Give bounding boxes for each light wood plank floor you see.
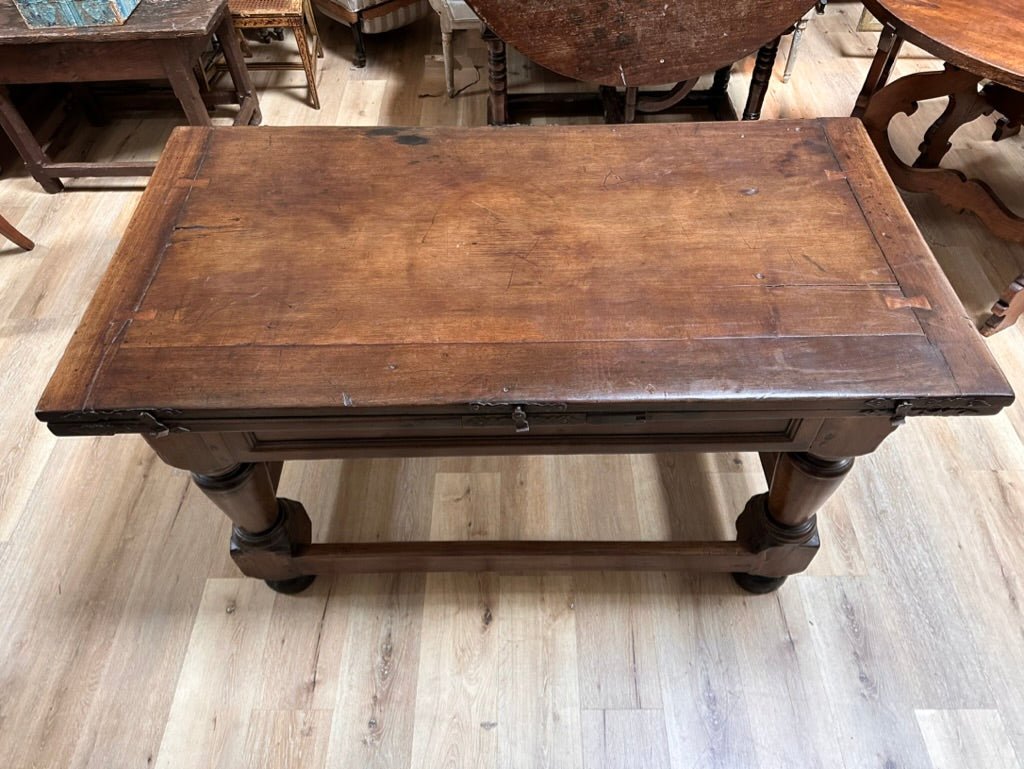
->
[2,5,1023,768]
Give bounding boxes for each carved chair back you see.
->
[464,0,817,87]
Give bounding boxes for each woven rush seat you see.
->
[229,0,304,18]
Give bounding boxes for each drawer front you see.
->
[225,411,822,459]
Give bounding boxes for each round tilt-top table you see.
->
[852,0,1024,334]
[851,0,1024,333]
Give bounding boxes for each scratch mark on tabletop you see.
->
[472,201,502,220]
[421,210,440,243]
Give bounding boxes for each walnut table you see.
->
[37,121,1012,594]
[852,0,1024,333]
[0,0,260,193]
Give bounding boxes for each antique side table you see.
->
[37,121,1012,594]
[852,0,1024,333]
[0,0,260,193]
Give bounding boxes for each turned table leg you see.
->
[484,26,508,125]
[742,36,781,121]
[733,452,854,593]
[143,433,314,593]
[192,463,316,593]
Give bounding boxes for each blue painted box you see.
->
[14,0,142,27]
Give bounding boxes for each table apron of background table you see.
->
[0,12,259,193]
[47,406,919,591]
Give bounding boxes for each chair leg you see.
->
[303,0,323,57]
[783,15,809,83]
[351,17,367,67]
[292,23,320,108]
[0,213,34,251]
[743,36,781,120]
[442,30,455,97]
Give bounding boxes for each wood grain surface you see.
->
[464,0,817,87]
[863,0,1024,91]
[37,119,1009,428]
[4,7,1024,768]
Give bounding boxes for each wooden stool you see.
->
[228,0,322,109]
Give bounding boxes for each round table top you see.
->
[864,0,1024,91]
[465,0,816,87]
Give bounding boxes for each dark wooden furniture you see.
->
[0,0,260,193]
[465,0,818,124]
[226,0,322,109]
[852,0,1024,334]
[37,121,1012,595]
[0,211,32,249]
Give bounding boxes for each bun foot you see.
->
[265,574,317,594]
[732,572,787,594]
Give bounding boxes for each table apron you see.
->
[0,38,208,83]
[218,416,820,460]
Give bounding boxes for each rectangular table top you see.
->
[0,0,224,43]
[38,120,1012,433]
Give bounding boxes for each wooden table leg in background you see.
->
[0,85,63,193]
[215,12,263,125]
[0,212,34,250]
[852,23,903,118]
[742,36,782,120]
[859,63,1024,333]
[484,26,507,125]
[159,41,215,126]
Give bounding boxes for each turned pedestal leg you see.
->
[742,36,781,121]
[484,26,507,125]
[733,452,854,593]
[191,462,316,593]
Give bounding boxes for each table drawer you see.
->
[228,413,821,459]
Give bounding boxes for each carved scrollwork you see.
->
[859,398,994,417]
[860,63,1024,245]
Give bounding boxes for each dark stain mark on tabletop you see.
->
[396,134,429,146]
[366,127,401,136]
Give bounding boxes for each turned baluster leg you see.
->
[742,36,781,121]
[191,462,316,593]
[852,23,903,118]
[484,26,507,125]
[783,14,809,83]
[733,452,854,593]
[144,434,314,593]
[351,17,367,68]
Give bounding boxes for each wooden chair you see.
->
[465,0,819,124]
[782,1,828,83]
[0,213,33,251]
[427,0,479,97]
[227,0,323,109]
